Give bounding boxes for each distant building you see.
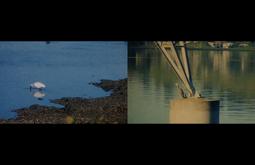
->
[239,43,249,47]
[208,41,233,48]
[208,42,215,48]
[223,42,233,48]
[208,41,222,48]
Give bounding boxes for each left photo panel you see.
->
[0,41,127,124]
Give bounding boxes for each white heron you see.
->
[30,81,46,91]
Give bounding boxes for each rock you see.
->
[92,79,119,91]
[65,116,75,124]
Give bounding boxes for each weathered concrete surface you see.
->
[169,98,220,124]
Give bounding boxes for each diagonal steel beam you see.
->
[155,41,195,96]
[179,41,191,81]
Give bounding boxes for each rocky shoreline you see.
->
[0,79,127,124]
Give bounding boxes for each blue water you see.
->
[0,41,127,118]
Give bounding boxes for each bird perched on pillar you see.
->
[176,83,187,98]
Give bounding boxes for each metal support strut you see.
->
[154,41,201,98]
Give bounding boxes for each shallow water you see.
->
[0,41,127,118]
[128,45,255,123]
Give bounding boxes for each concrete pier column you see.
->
[169,98,220,124]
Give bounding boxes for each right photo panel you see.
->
[128,41,255,124]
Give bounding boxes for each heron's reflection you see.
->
[32,91,46,100]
